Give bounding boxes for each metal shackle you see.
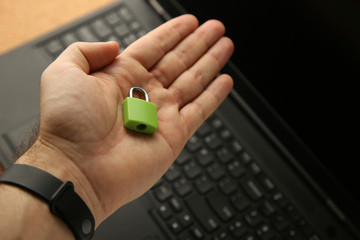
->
[129,87,149,102]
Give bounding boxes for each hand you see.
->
[19,15,234,225]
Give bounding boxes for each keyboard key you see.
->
[157,204,172,220]
[219,128,232,140]
[178,212,193,228]
[197,122,212,136]
[105,12,121,25]
[187,135,203,152]
[204,133,222,149]
[244,208,263,227]
[241,177,264,201]
[239,152,252,165]
[118,7,133,22]
[195,176,214,194]
[210,118,223,130]
[272,192,289,208]
[62,32,78,46]
[227,160,246,178]
[185,193,219,232]
[207,163,226,180]
[92,19,112,38]
[228,220,248,238]
[196,148,215,166]
[184,161,202,180]
[260,200,278,217]
[255,223,276,240]
[168,218,183,234]
[249,162,262,176]
[258,174,275,192]
[114,24,130,37]
[46,39,64,56]
[154,184,173,202]
[218,178,237,195]
[242,234,258,240]
[164,165,181,182]
[229,140,243,154]
[216,146,234,164]
[207,191,235,222]
[176,150,192,165]
[169,197,183,212]
[189,226,205,239]
[174,178,193,197]
[282,228,307,240]
[77,26,99,42]
[129,21,141,32]
[213,231,232,240]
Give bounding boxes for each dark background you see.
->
[178,0,360,205]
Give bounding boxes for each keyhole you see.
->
[136,124,147,130]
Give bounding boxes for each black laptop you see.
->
[0,0,359,239]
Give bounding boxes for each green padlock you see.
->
[122,87,158,134]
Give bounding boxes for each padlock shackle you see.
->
[129,87,149,102]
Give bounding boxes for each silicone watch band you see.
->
[0,164,95,240]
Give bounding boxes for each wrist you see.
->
[0,183,74,239]
[15,138,102,226]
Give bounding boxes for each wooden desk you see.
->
[0,0,116,55]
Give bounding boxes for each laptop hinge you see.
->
[326,199,346,221]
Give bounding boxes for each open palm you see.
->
[37,15,234,224]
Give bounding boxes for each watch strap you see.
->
[0,164,95,240]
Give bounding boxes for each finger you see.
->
[150,20,225,87]
[55,41,120,74]
[122,14,198,70]
[169,37,234,108]
[180,74,233,137]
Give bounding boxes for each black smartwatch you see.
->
[0,164,95,240]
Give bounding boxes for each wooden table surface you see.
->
[0,0,117,55]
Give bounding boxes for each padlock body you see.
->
[122,97,158,134]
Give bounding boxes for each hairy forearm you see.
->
[0,124,70,239]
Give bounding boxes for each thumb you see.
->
[55,41,120,74]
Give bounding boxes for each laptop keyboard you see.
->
[41,4,147,60]
[149,114,321,240]
[34,2,320,240]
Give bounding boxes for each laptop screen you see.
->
[178,0,360,225]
